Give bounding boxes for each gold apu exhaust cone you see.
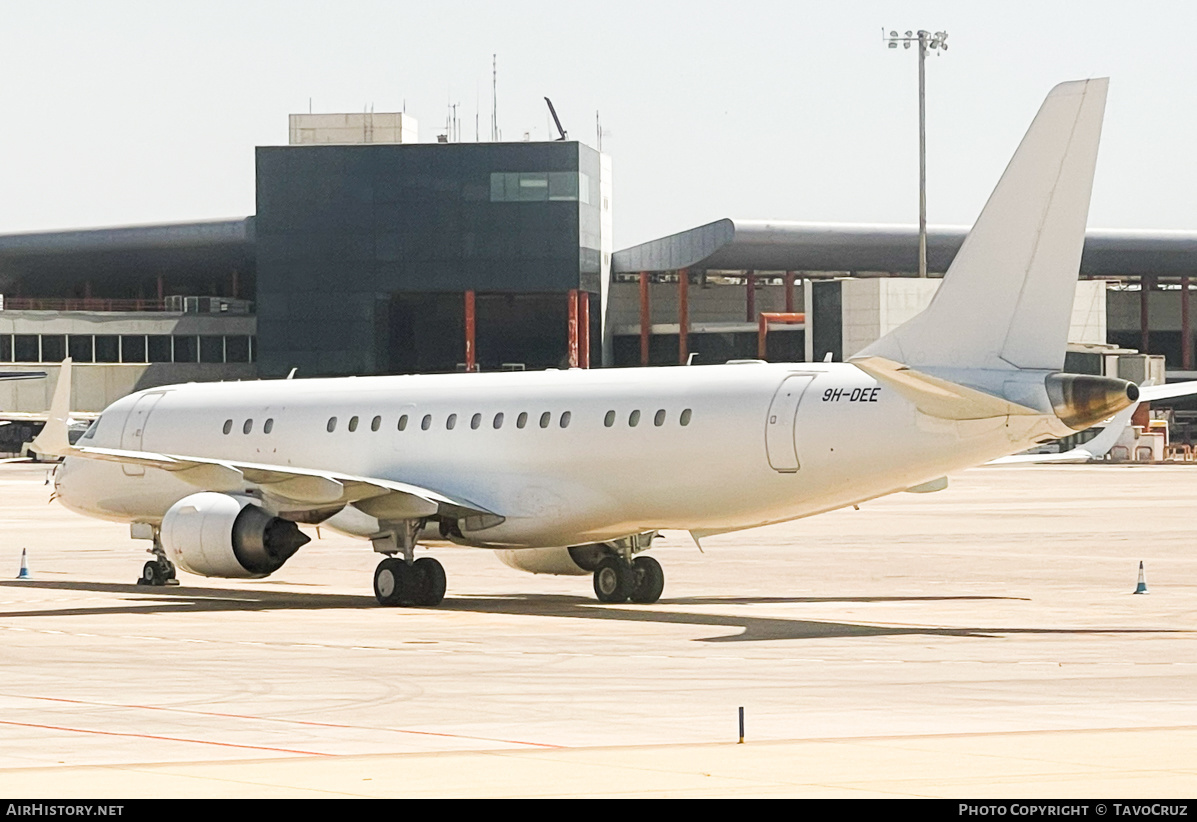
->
[1045,373,1139,430]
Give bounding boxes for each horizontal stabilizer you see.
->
[852,356,1039,420]
[1138,380,1197,403]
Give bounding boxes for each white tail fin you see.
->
[30,358,73,458]
[856,78,1108,372]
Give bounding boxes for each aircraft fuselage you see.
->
[56,361,1061,549]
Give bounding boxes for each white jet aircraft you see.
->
[35,78,1136,607]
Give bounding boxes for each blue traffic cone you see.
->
[16,548,30,580]
[1133,561,1148,595]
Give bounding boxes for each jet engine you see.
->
[496,544,611,576]
[1046,373,1139,430]
[161,492,310,578]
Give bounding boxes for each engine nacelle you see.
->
[161,492,310,579]
[496,544,611,576]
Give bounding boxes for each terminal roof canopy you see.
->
[0,218,255,287]
[611,219,1197,278]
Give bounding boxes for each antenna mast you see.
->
[544,97,567,141]
[491,54,499,141]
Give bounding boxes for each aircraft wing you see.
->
[69,444,494,516]
[0,367,95,426]
[0,411,99,423]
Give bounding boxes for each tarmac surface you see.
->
[0,461,1195,797]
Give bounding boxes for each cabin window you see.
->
[539,411,551,429]
[446,413,457,430]
[421,414,432,431]
[517,412,528,429]
[654,409,666,427]
[326,417,337,433]
[371,415,381,432]
[680,409,692,426]
[264,418,274,434]
[348,416,359,432]
[471,413,482,430]
[243,419,253,435]
[560,411,571,428]
[604,410,615,427]
[398,415,408,431]
[223,419,233,435]
[629,410,641,427]
[493,412,504,429]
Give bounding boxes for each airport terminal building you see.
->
[1,110,1195,447]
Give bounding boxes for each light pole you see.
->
[884,29,948,278]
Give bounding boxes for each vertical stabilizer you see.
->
[856,78,1108,372]
[29,358,73,458]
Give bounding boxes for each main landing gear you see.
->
[593,555,664,604]
[373,556,446,607]
[137,529,178,587]
[371,520,446,607]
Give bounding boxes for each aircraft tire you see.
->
[413,557,446,606]
[139,560,165,587]
[628,556,664,604]
[593,557,632,603]
[374,558,410,606]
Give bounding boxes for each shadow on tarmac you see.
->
[1,579,1185,643]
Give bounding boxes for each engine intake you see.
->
[161,492,310,578]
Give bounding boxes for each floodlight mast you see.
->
[883,28,949,278]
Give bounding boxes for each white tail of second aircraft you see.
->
[856,78,1109,373]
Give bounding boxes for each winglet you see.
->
[29,359,73,458]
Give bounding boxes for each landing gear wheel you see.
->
[412,557,447,606]
[629,556,665,604]
[593,556,633,603]
[139,561,164,586]
[374,557,411,606]
[138,558,176,587]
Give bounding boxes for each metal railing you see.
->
[1,296,254,314]
[1,297,170,312]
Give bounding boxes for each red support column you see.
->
[639,272,650,367]
[678,268,689,365]
[157,274,165,302]
[1183,276,1191,370]
[231,269,240,299]
[1141,275,1153,354]
[464,290,476,372]
[784,272,795,314]
[579,290,590,368]
[567,288,580,368]
[745,271,756,322]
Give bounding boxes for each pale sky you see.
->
[1,1,1194,247]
